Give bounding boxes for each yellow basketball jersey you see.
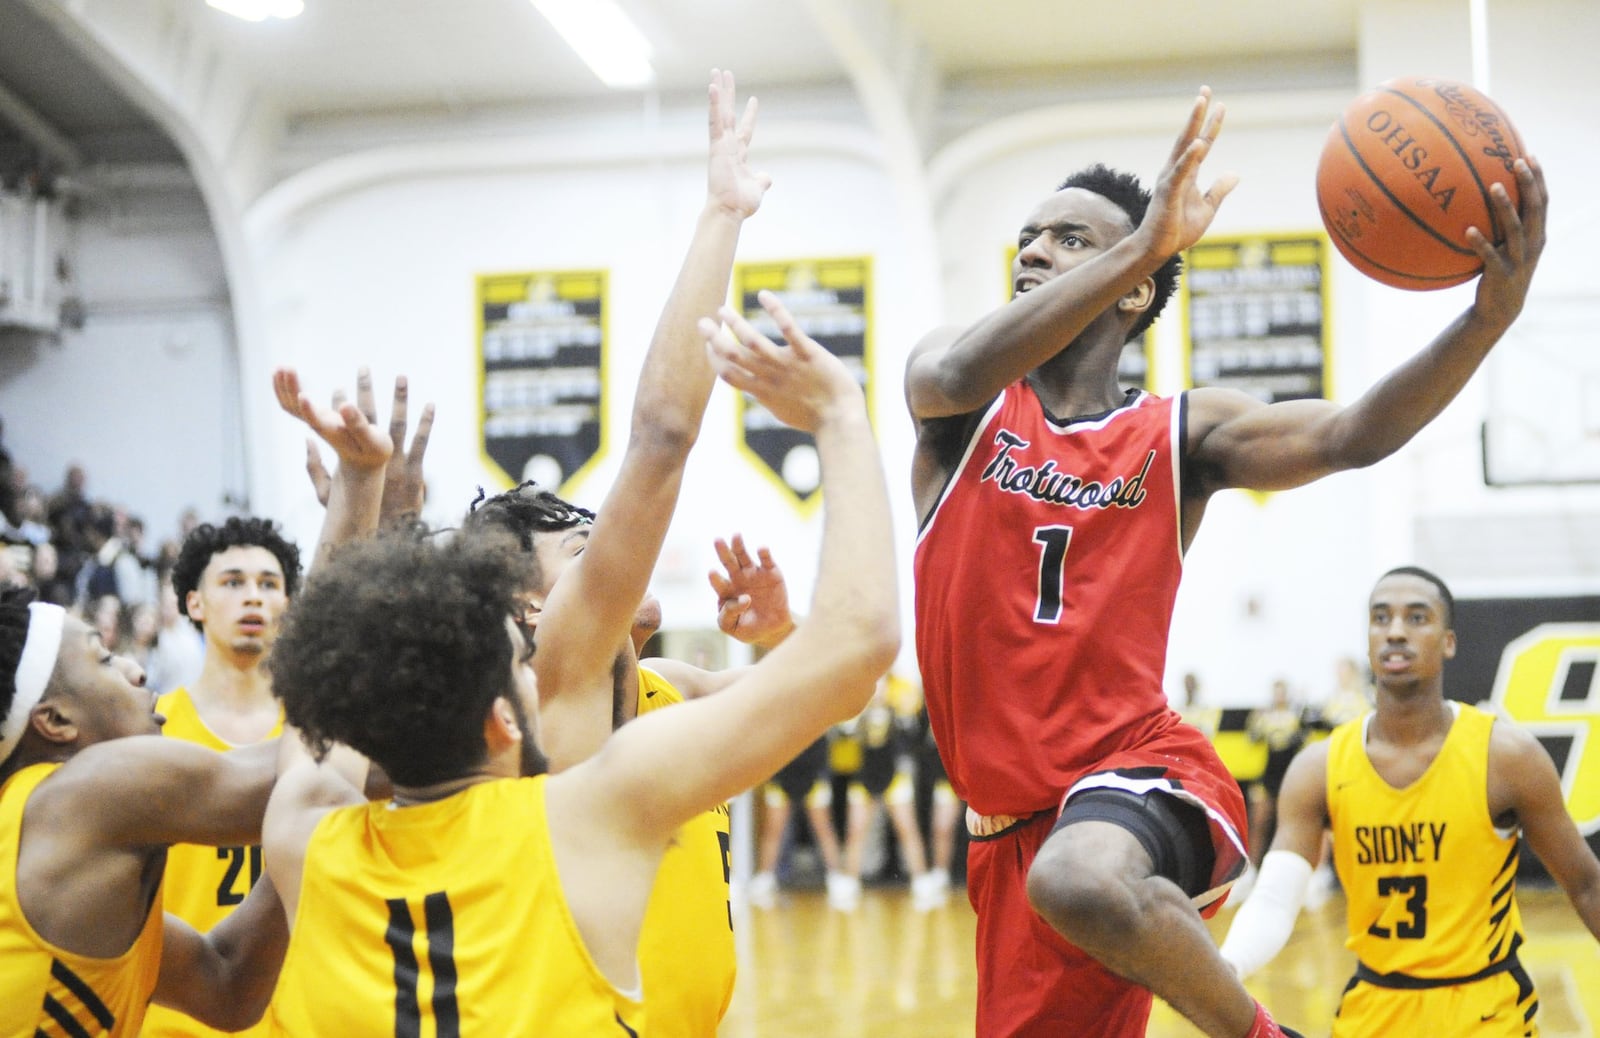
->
[1,763,165,1038]
[142,687,283,1038]
[1328,703,1527,979]
[635,666,736,1037]
[268,776,644,1037]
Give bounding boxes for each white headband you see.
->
[0,602,66,763]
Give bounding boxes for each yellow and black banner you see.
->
[732,257,872,513]
[1004,243,1152,391]
[476,269,609,495]
[1180,233,1330,401]
[1457,595,1600,866]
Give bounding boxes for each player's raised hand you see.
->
[273,367,392,478]
[1470,156,1547,329]
[699,289,860,434]
[1139,87,1239,258]
[709,533,794,647]
[707,68,771,220]
[377,374,435,527]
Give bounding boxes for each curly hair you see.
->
[461,482,592,590]
[267,529,537,788]
[1057,163,1183,342]
[171,516,303,630]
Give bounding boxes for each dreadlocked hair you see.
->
[461,483,593,593]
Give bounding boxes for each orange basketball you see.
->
[1316,76,1525,290]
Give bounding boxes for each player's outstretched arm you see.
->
[572,291,897,831]
[1493,722,1600,941]
[1185,157,1547,496]
[534,70,771,766]
[547,291,897,981]
[41,737,278,850]
[151,873,288,1030]
[906,87,1237,420]
[1219,741,1329,979]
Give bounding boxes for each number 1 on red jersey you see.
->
[1032,525,1074,623]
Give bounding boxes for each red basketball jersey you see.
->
[914,383,1186,816]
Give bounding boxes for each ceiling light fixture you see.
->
[205,0,304,22]
[529,0,656,90]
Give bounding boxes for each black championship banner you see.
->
[1005,243,1151,391]
[477,270,608,495]
[733,258,871,512]
[1454,596,1600,871]
[1182,234,1328,402]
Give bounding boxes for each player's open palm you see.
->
[1142,87,1239,257]
[273,367,393,478]
[709,533,792,646]
[1471,156,1547,327]
[707,68,771,220]
[700,290,860,434]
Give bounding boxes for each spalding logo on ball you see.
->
[1316,75,1525,290]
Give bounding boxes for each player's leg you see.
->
[829,784,871,909]
[968,814,1157,1037]
[749,785,791,908]
[1025,789,1296,1038]
[885,775,929,877]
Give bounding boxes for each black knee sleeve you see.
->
[1051,787,1215,898]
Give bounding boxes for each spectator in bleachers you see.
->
[128,599,160,671]
[6,485,53,545]
[26,541,73,608]
[0,416,17,526]
[46,462,92,560]
[1178,670,1221,740]
[1315,655,1371,730]
[73,503,152,610]
[143,580,205,695]
[88,591,132,655]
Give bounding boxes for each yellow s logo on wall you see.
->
[1489,623,1600,834]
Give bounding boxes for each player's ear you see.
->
[484,696,520,752]
[1117,277,1154,315]
[1442,630,1457,661]
[29,699,79,747]
[184,588,205,625]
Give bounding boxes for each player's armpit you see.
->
[1184,389,1348,495]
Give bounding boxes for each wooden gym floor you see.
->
[718,885,1599,1037]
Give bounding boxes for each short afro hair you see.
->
[171,517,303,630]
[268,529,536,788]
[1057,163,1182,342]
[461,482,592,591]
[1377,566,1456,628]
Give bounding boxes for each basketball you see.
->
[1316,76,1525,290]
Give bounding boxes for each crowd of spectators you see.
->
[0,422,205,692]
